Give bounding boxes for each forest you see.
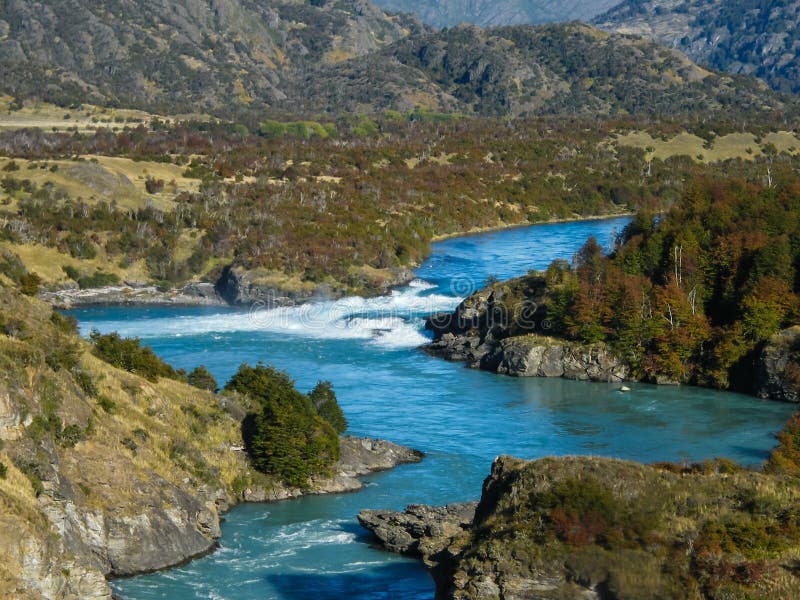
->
[540,173,800,391]
[0,111,796,297]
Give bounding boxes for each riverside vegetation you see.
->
[1,1,800,597]
[426,172,800,398]
[0,276,421,597]
[2,113,800,303]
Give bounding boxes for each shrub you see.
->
[89,330,178,382]
[0,461,6,479]
[73,370,98,397]
[96,394,116,413]
[19,272,41,296]
[145,177,165,194]
[50,311,78,334]
[44,336,82,371]
[225,363,340,488]
[309,380,347,433]
[187,365,218,392]
[62,265,80,281]
[77,271,120,289]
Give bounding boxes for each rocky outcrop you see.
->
[358,502,476,557]
[490,335,628,381]
[215,265,416,307]
[424,276,628,382]
[242,436,424,502]
[40,281,225,309]
[361,455,800,599]
[756,326,800,403]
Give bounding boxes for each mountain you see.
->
[0,1,794,119]
[595,0,800,94]
[0,0,426,115]
[294,22,791,118]
[370,0,619,28]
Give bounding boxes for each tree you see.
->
[309,381,348,433]
[187,366,218,392]
[224,364,340,488]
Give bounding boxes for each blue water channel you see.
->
[68,217,796,599]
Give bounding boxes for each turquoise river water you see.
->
[68,217,796,599]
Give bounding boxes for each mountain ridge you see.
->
[595,0,800,94]
[0,1,796,119]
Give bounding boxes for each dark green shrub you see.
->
[96,395,116,413]
[225,363,339,488]
[19,272,41,296]
[187,365,218,392]
[77,271,120,289]
[89,330,178,382]
[62,265,80,281]
[309,380,347,433]
[0,462,6,479]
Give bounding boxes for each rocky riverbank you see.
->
[40,264,417,309]
[0,285,424,598]
[360,454,800,599]
[424,275,800,397]
[242,436,423,502]
[423,275,629,382]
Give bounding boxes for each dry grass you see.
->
[615,130,800,163]
[0,241,150,285]
[0,99,210,133]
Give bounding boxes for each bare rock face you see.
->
[492,335,629,382]
[358,502,477,591]
[424,277,628,383]
[756,326,800,402]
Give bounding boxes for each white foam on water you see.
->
[85,279,460,349]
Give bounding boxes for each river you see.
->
[68,216,796,599]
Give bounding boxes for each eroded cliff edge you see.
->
[0,285,421,598]
[360,453,800,599]
[424,274,800,399]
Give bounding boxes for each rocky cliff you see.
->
[361,454,800,599]
[425,273,800,396]
[424,275,628,382]
[756,326,800,403]
[0,283,422,596]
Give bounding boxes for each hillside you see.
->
[361,451,800,599]
[0,0,425,116]
[1,0,796,119]
[370,0,618,28]
[0,273,421,596]
[296,22,795,118]
[595,0,800,94]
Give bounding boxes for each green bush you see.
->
[0,461,6,479]
[89,330,178,382]
[309,380,347,433]
[77,271,120,289]
[225,363,340,488]
[96,394,116,413]
[187,365,218,392]
[19,272,41,296]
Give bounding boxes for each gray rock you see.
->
[756,326,800,402]
[358,502,477,560]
